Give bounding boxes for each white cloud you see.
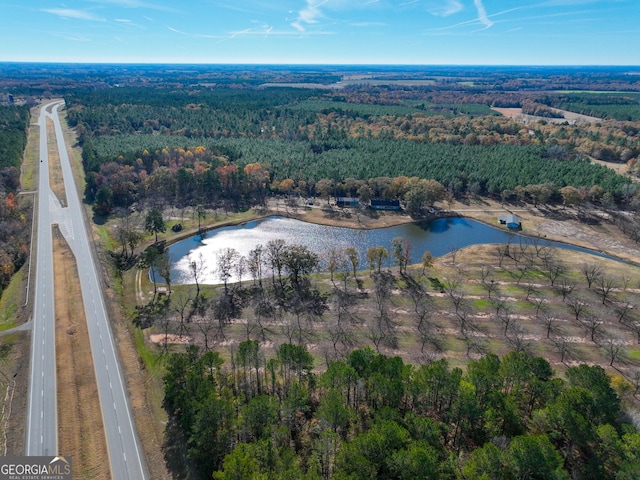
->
[83,0,179,11]
[426,0,463,17]
[473,0,494,28]
[42,8,106,21]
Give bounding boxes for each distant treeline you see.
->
[537,93,640,121]
[83,136,631,214]
[0,105,29,172]
[66,86,636,214]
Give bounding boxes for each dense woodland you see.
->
[62,83,640,219]
[164,344,640,479]
[0,105,30,296]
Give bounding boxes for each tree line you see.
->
[163,344,640,479]
[0,105,31,298]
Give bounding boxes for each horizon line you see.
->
[1,60,640,69]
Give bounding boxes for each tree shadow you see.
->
[162,416,201,480]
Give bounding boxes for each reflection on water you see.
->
[159,216,619,285]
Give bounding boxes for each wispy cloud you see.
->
[292,0,329,32]
[425,0,463,17]
[167,27,222,39]
[42,8,106,21]
[349,21,386,27]
[54,33,93,42]
[473,0,493,28]
[83,0,181,13]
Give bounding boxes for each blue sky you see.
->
[1,0,638,65]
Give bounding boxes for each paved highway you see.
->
[26,101,148,479]
[25,101,58,457]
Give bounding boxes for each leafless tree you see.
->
[579,310,605,343]
[193,311,215,351]
[530,295,547,318]
[615,300,636,324]
[480,266,499,299]
[554,276,575,302]
[552,335,573,364]
[463,334,486,358]
[454,303,475,336]
[603,337,625,366]
[494,244,509,268]
[581,262,604,288]
[448,244,460,268]
[172,290,193,338]
[541,259,566,287]
[594,275,616,305]
[248,244,265,287]
[188,252,207,299]
[217,247,239,294]
[540,310,560,339]
[524,282,540,302]
[506,322,530,354]
[566,294,589,322]
[235,255,247,288]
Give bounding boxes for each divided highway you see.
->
[25,101,58,457]
[25,101,148,479]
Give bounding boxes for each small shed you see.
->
[335,197,359,208]
[498,214,521,230]
[370,198,401,210]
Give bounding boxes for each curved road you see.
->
[26,101,148,479]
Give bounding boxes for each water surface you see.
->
[159,216,619,285]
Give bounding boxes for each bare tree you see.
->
[494,244,509,268]
[566,294,589,322]
[541,259,566,287]
[248,244,265,287]
[594,275,616,305]
[235,255,247,288]
[216,247,239,294]
[480,266,499,299]
[172,290,193,338]
[603,337,624,366]
[506,322,530,354]
[325,247,347,284]
[193,311,215,351]
[188,252,207,299]
[530,295,546,318]
[554,276,575,302]
[540,310,560,339]
[454,303,475,336]
[581,262,604,288]
[615,300,635,324]
[448,244,460,268]
[552,335,573,364]
[579,310,605,343]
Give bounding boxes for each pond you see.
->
[156,216,621,285]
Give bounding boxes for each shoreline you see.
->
[156,197,640,267]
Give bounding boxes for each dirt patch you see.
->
[53,228,110,479]
[492,106,601,124]
[150,334,191,345]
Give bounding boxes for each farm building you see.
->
[498,214,521,230]
[370,198,401,210]
[335,197,360,207]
